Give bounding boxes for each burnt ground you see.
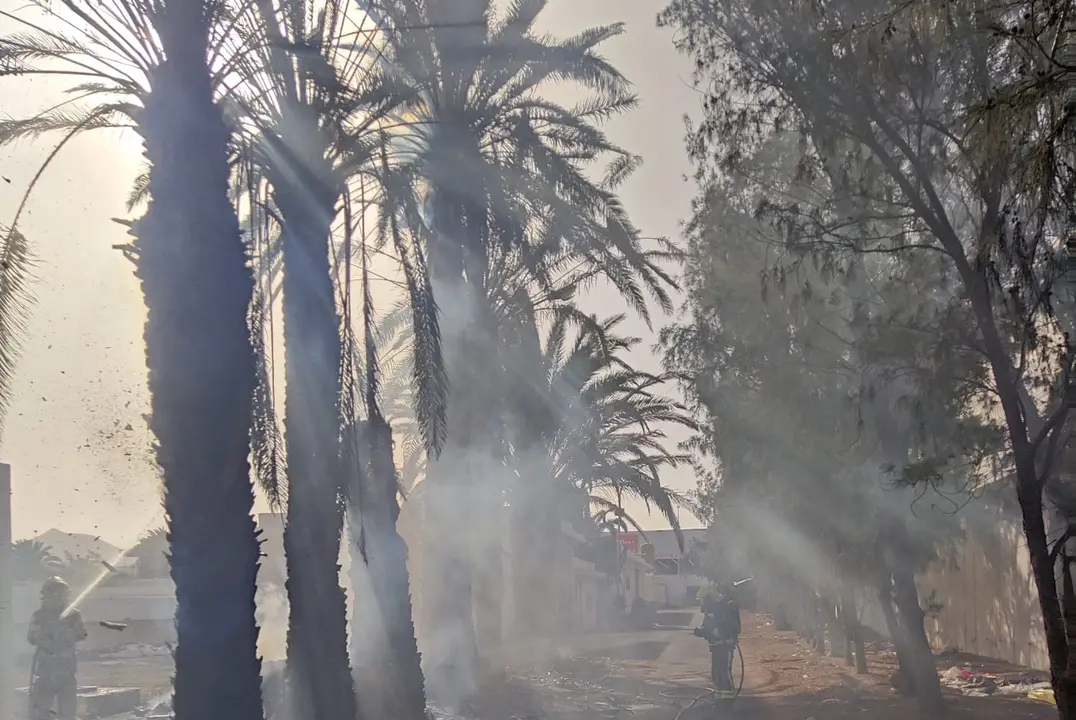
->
[470,610,1058,720]
[61,609,1057,719]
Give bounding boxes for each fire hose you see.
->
[719,641,746,698]
[692,633,745,699]
[663,644,744,720]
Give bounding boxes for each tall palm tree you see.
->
[225,6,449,713]
[340,259,426,720]
[228,8,374,718]
[137,3,264,718]
[0,2,265,718]
[365,0,676,699]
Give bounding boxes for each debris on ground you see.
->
[997,680,1053,697]
[1027,687,1056,705]
[941,665,1054,700]
[941,666,998,696]
[103,643,171,659]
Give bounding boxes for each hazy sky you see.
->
[0,0,701,546]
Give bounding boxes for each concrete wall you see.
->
[917,520,1047,669]
[747,514,1050,671]
[836,519,1047,670]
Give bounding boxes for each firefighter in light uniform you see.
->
[28,577,87,720]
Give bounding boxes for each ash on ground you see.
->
[431,657,682,720]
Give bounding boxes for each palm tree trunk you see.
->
[274,177,356,720]
[136,4,262,719]
[422,193,484,709]
[421,467,480,710]
[509,449,558,640]
[348,419,427,720]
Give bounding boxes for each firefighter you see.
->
[28,576,87,720]
[694,582,741,698]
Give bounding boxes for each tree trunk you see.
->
[891,559,944,713]
[876,572,916,697]
[855,629,868,674]
[823,595,844,659]
[136,5,262,719]
[275,171,356,720]
[348,419,427,720]
[774,603,789,631]
[836,595,853,666]
[510,462,558,640]
[967,266,1076,717]
[840,585,867,674]
[811,594,825,653]
[1018,468,1076,718]
[422,477,479,711]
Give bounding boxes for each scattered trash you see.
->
[1028,687,1056,705]
[940,664,1055,701]
[997,681,1051,697]
[939,666,997,696]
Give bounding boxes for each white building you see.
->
[618,528,709,607]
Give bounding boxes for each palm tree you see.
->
[0,2,265,718]
[336,304,428,718]
[521,314,693,631]
[225,6,450,714]
[136,3,265,719]
[126,527,169,578]
[364,1,677,699]
[227,8,373,717]
[3,2,448,714]
[523,313,693,532]
[380,301,694,643]
[12,540,62,582]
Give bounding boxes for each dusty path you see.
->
[67,607,1057,720]
[477,609,1058,720]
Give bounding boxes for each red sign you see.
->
[619,534,639,552]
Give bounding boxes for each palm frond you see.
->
[0,225,34,444]
[249,291,287,508]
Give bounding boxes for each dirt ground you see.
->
[62,609,1057,719]
[471,609,1057,720]
[731,611,1053,719]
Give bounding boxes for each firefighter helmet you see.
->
[40,576,70,598]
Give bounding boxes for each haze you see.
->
[0,0,698,547]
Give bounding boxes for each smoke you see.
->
[255,581,288,662]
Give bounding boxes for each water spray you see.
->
[61,516,163,619]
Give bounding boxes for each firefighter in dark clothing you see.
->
[28,577,87,720]
[695,583,741,698]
